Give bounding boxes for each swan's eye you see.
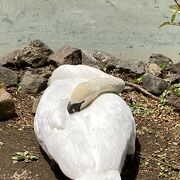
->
[67,101,85,114]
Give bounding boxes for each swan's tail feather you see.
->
[75,170,121,180]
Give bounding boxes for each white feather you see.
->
[34,65,136,180]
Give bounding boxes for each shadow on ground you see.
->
[0,121,141,180]
[41,138,141,180]
[121,138,141,180]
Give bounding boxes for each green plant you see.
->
[132,76,143,84]
[11,151,38,163]
[159,0,180,56]
[172,83,180,96]
[159,63,167,70]
[159,89,171,106]
[15,83,22,95]
[129,102,154,115]
[160,0,180,27]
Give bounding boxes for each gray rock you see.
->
[81,50,100,69]
[93,50,106,61]
[165,73,180,83]
[93,50,116,62]
[166,94,180,109]
[30,65,55,79]
[0,84,16,120]
[93,50,119,71]
[18,40,53,68]
[21,71,47,94]
[0,66,18,87]
[32,96,41,114]
[149,53,173,70]
[0,40,53,68]
[143,73,168,95]
[146,63,161,76]
[48,45,82,67]
[0,50,19,68]
[172,62,180,74]
[116,59,145,75]
[93,50,145,75]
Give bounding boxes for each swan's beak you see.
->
[67,101,85,114]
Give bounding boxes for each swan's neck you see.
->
[81,78,124,109]
[67,77,125,113]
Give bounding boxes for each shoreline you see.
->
[0,44,179,63]
[0,0,179,63]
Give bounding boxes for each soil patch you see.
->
[0,90,180,180]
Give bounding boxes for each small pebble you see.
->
[172,142,178,146]
[0,142,4,146]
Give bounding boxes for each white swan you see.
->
[34,65,136,180]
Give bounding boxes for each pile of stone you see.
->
[98,52,180,108]
[0,39,179,120]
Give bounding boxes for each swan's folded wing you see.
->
[49,64,113,85]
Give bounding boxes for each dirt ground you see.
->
[0,90,180,180]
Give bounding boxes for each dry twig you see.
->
[125,81,180,109]
[125,82,159,100]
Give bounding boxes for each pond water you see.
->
[0,0,179,62]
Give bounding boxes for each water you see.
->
[0,0,179,62]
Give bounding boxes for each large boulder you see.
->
[93,50,145,75]
[146,54,174,78]
[116,59,145,75]
[20,71,47,94]
[142,73,168,95]
[0,66,18,87]
[17,40,53,68]
[0,40,53,68]
[48,45,82,67]
[0,84,16,120]
[148,53,173,70]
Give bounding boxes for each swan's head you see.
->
[67,78,125,114]
[67,82,94,114]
